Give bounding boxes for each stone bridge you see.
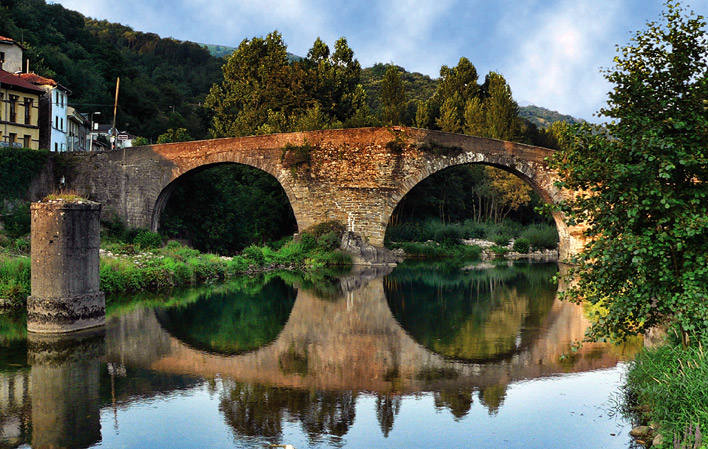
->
[65,127,584,261]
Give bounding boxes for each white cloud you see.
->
[497,1,625,121]
[354,0,458,73]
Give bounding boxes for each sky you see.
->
[52,0,707,121]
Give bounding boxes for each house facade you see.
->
[0,36,23,73]
[67,106,89,152]
[19,73,71,152]
[0,70,42,149]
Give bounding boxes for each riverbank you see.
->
[386,220,559,262]
[0,233,351,310]
[623,335,707,448]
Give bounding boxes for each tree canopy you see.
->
[550,1,707,344]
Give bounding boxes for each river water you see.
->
[0,262,641,448]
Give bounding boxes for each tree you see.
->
[463,97,485,136]
[482,72,519,141]
[156,128,192,143]
[550,1,707,345]
[380,65,406,125]
[205,32,304,137]
[436,96,462,133]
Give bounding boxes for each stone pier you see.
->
[27,199,105,333]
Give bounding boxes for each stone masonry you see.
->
[27,200,105,333]
[64,127,586,262]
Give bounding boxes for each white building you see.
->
[19,73,71,152]
[0,36,24,73]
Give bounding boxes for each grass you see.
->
[98,237,351,297]
[624,334,708,448]
[0,229,352,305]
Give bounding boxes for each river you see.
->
[0,262,641,448]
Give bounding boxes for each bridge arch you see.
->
[149,161,300,236]
[381,151,572,257]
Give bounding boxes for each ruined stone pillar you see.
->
[28,329,104,448]
[27,200,105,333]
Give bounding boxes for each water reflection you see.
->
[386,263,558,362]
[28,330,104,449]
[0,263,641,448]
[156,279,296,355]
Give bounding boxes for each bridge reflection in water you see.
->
[0,263,640,448]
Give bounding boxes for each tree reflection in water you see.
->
[219,380,356,446]
[385,262,558,363]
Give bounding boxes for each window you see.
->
[55,116,59,129]
[55,90,59,105]
[24,98,32,124]
[0,51,4,70]
[23,135,30,148]
[9,133,16,144]
[54,142,58,152]
[9,95,17,122]
[60,117,64,131]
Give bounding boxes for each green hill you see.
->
[200,42,302,62]
[518,105,582,128]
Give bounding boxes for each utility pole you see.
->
[111,77,120,150]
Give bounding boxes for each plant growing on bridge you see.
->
[551,1,707,345]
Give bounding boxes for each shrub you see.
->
[316,231,340,250]
[302,221,346,238]
[460,220,487,239]
[133,231,163,250]
[433,225,462,245]
[520,224,558,249]
[2,202,30,238]
[241,245,265,265]
[13,238,30,254]
[513,238,531,253]
[298,233,317,251]
[492,233,511,246]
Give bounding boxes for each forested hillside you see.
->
[0,0,222,139]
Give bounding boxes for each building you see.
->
[95,124,137,150]
[0,69,42,149]
[0,36,24,73]
[67,106,89,152]
[19,73,71,152]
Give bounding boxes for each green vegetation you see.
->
[550,2,707,345]
[159,164,297,254]
[386,219,558,250]
[624,335,707,447]
[99,234,350,297]
[512,238,530,254]
[518,105,581,129]
[0,255,30,307]
[390,242,481,263]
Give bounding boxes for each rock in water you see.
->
[339,231,403,266]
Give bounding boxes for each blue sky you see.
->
[53,0,706,121]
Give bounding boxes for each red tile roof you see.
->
[0,36,14,42]
[18,72,57,87]
[0,70,45,93]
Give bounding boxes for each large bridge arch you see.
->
[64,127,585,262]
[149,161,300,233]
[380,147,575,260]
